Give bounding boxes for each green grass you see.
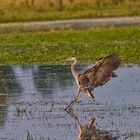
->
[0,0,140,23]
[0,25,140,64]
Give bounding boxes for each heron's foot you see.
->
[91,96,95,102]
[92,96,95,101]
[89,97,95,102]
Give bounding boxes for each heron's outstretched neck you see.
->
[71,61,78,80]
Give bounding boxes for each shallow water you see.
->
[0,64,140,140]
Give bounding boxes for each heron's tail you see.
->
[112,72,117,77]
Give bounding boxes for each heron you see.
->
[64,53,122,110]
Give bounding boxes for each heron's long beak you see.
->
[65,57,71,61]
[61,57,70,62]
[65,58,69,61]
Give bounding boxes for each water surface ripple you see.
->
[0,64,140,140]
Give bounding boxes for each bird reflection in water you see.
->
[66,110,116,140]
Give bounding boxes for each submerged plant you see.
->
[26,130,34,140]
[15,105,28,116]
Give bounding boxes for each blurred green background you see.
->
[0,0,140,23]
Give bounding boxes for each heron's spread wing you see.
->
[83,53,122,88]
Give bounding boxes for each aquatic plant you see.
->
[0,26,140,64]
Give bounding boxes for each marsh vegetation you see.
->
[0,25,139,64]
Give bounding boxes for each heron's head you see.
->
[65,56,78,63]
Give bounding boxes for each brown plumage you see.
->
[83,53,122,88]
[64,53,122,110]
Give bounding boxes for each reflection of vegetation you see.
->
[0,65,22,122]
[0,94,7,105]
[0,94,7,122]
[0,0,140,22]
[0,66,22,94]
[0,26,140,64]
[0,65,86,97]
[33,65,87,95]
[33,65,74,95]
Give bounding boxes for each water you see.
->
[0,64,140,140]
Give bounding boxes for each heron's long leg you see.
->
[65,109,82,130]
[64,88,80,110]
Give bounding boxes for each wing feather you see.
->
[83,53,122,88]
